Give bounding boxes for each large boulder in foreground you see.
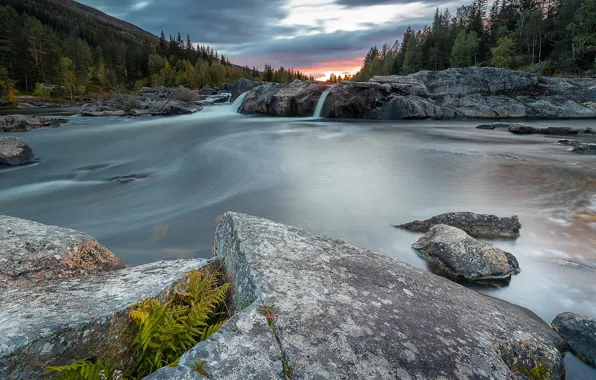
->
[149,212,563,380]
[0,258,208,379]
[395,212,522,239]
[227,78,264,101]
[0,137,36,166]
[0,115,67,132]
[0,215,125,288]
[552,312,596,367]
[239,80,324,117]
[412,224,520,282]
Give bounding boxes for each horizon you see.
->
[76,0,471,81]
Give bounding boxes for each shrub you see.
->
[33,83,52,98]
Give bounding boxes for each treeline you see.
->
[0,0,308,104]
[353,0,596,81]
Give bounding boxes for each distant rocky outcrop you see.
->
[412,224,521,282]
[79,86,201,117]
[148,212,564,379]
[0,215,125,288]
[396,212,522,239]
[0,137,36,166]
[552,312,596,367]
[239,68,596,119]
[0,115,67,132]
[239,80,324,117]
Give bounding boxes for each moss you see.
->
[193,360,209,377]
[516,363,551,380]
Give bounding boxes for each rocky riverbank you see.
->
[237,68,596,119]
[1,213,594,379]
[0,115,68,132]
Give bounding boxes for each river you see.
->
[1,104,595,378]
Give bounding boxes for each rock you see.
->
[395,212,522,239]
[148,213,564,380]
[0,215,126,288]
[0,137,36,166]
[0,258,208,379]
[570,143,596,154]
[457,94,527,118]
[585,127,595,134]
[240,80,323,117]
[79,87,201,117]
[477,123,512,130]
[552,312,596,366]
[508,124,579,135]
[0,115,67,132]
[227,78,264,101]
[412,224,520,281]
[518,95,596,118]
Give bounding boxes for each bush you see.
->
[33,83,52,98]
[172,86,198,102]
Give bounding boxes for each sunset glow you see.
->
[298,57,363,81]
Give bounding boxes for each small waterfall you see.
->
[313,88,331,118]
[231,91,249,113]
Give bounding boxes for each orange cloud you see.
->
[297,57,363,81]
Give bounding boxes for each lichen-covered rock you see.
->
[0,258,208,379]
[0,215,126,288]
[552,312,596,366]
[148,213,564,380]
[395,211,522,239]
[0,115,67,132]
[0,137,36,166]
[239,80,323,117]
[412,224,521,281]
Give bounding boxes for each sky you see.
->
[78,0,470,80]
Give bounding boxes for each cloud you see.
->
[77,0,465,77]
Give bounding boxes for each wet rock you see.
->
[148,213,564,380]
[0,215,126,288]
[240,80,323,117]
[585,127,595,134]
[508,124,579,135]
[111,174,150,183]
[552,312,596,366]
[0,114,67,132]
[395,212,522,239]
[476,123,512,130]
[412,224,520,282]
[570,143,596,154]
[0,258,208,379]
[0,137,36,166]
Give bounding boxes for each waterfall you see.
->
[231,91,249,113]
[313,88,331,118]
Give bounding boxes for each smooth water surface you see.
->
[1,105,595,377]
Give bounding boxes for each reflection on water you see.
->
[0,109,595,377]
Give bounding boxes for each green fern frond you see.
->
[46,359,115,380]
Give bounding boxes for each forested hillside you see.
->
[0,0,309,103]
[352,0,596,81]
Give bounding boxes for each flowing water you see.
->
[313,88,331,118]
[1,106,595,378]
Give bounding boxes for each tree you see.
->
[59,57,76,100]
[491,36,517,67]
[572,0,596,63]
[451,30,479,67]
[402,35,419,74]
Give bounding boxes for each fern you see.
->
[129,267,231,378]
[46,359,116,380]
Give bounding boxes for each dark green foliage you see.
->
[354,0,596,80]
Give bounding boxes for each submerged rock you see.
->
[412,224,520,282]
[395,212,522,239]
[552,312,596,367]
[0,258,208,379]
[508,124,579,135]
[149,213,563,379]
[239,80,323,117]
[0,137,36,166]
[0,215,125,288]
[570,143,596,154]
[0,114,67,132]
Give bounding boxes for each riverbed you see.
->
[1,104,595,378]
